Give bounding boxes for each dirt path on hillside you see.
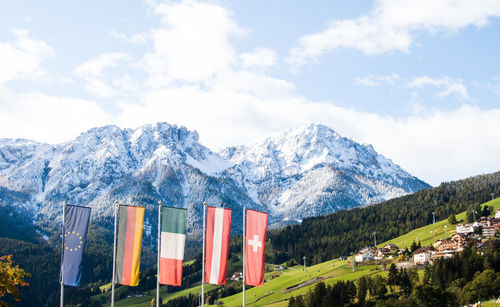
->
[282,276,330,293]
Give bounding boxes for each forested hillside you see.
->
[2,172,499,305]
[269,172,500,264]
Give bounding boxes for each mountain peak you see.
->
[0,122,430,238]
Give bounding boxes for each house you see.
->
[477,239,500,253]
[450,232,468,244]
[490,218,500,227]
[456,223,474,234]
[433,239,463,259]
[482,225,498,238]
[413,246,435,264]
[473,221,485,228]
[231,272,242,281]
[434,239,450,248]
[478,216,490,225]
[495,209,500,219]
[383,243,399,251]
[376,248,391,258]
[355,247,375,263]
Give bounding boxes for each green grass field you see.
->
[382,197,500,249]
[219,259,386,307]
[96,197,500,306]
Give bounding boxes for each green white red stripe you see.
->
[159,206,187,286]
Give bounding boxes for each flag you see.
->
[159,206,187,286]
[245,209,268,286]
[115,205,145,286]
[204,206,232,285]
[61,205,91,286]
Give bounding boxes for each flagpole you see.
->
[111,201,119,307]
[242,207,246,307]
[60,203,66,307]
[156,201,162,307]
[201,201,207,307]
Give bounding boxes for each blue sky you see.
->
[1,0,499,186]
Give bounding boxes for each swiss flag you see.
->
[245,209,268,286]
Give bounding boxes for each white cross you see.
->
[248,234,262,253]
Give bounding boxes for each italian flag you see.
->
[115,205,145,286]
[159,206,187,286]
[204,206,232,285]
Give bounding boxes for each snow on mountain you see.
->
[0,122,430,242]
[219,124,430,224]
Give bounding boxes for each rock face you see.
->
[0,122,430,241]
[219,124,429,226]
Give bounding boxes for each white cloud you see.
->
[75,52,132,97]
[488,77,500,95]
[354,73,400,86]
[0,29,54,83]
[240,47,277,70]
[83,78,117,98]
[287,0,500,67]
[407,76,449,88]
[437,83,469,100]
[0,86,110,143]
[142,0,248,87]
[354,74,471,100]
[75,52,131,77]
[110,30,149,44]
[407,76,470,100]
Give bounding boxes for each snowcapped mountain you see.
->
[219,124,429,225]
[0,122,430,241]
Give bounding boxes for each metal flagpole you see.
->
[242,207,246,307]
[111,201,119,307]
[201,202,207,307]
[156,201,162,307]
[60,203,66,307]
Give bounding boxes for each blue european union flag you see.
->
[61,205,91,286]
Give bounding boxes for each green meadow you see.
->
[382,197,500,249]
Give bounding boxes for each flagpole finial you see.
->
[114,200,119,205]
[158,201,162,206]
[203,201,207,206]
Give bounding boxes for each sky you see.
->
[1,0,499,186]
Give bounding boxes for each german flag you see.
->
[115,205,145,286]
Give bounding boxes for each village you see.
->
[353,209,500,266]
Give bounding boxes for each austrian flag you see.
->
[204,206,232,285]
[245,209,268,286]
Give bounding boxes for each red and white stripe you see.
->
[204,206,232,285]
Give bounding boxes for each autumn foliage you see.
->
[0,255,30,305]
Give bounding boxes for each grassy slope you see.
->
[382,197,500,249]
[220,259,386,307]
[96,198,500,306]
[219,197,500,306]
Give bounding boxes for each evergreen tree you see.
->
[401,270,412,296]
[447,213,457,224]
[387,264,399,295]
[357,276,368,307]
